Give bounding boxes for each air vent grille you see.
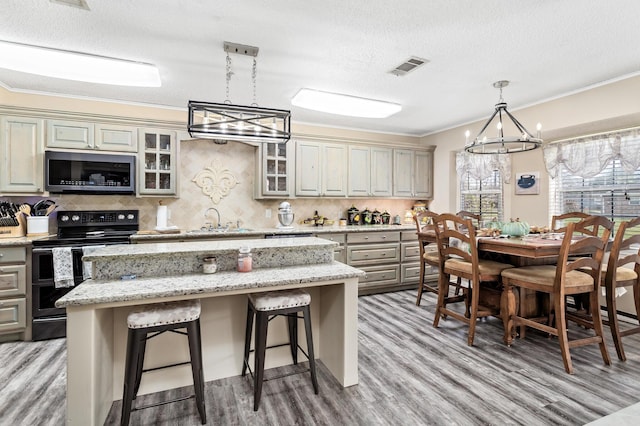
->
[390,56,429,76]
[50,0,90,10]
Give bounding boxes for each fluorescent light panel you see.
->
[291,88,401,118]
[0,40,161,87]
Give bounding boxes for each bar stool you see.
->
[242,289,319,411]
[120,299,206,426]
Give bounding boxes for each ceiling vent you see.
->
[50,0,90,10]
[389,56,429,76]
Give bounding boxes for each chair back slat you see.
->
[551,211,590,233]
[433,213,478,274]
[606,216,640,286]
[413,210,438,233]
[556,215,613,289]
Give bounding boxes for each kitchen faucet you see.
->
[204,207,222,230]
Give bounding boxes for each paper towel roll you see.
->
[156,205,168,229]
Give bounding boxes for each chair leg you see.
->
[554,292,573,374]
[454,276,463,296]
[187,319,207,424]
[287,314,299,364]
[302,305,319,394]
[606,285,626,361]
[121,328,142,426]
[590,288,611,367]
[253,311,268,411]
[433,272,448,328]
[467,279,480,346]
[416,259,426,306]
[242,303,254,376]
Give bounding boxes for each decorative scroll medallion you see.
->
[192,159,239,204]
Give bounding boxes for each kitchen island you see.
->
[56,237,364,425]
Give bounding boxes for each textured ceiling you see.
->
[1,0,640,136]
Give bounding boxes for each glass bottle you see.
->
[237,246,253,272]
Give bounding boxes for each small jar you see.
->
[237,246,252,272]
[203,257,217,274]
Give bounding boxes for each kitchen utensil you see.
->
[277,201,294,228]
[19,204,31,217]
[45,204,58,216]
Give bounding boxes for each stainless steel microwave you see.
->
[45,151,136,194]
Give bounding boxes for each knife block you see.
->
[0,214,26,238]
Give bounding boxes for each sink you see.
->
[187,228,228,234]
[234,228,254,233]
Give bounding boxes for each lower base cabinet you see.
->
[0,246,28,341]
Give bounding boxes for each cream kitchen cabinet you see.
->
[346,231,400,294]
[400,230,421,286]
[0,116,44,194]
[393,148,434,198]
[138,128,178,196]
[255,141,292,198]
[347,145,392,197]
[0,246,28,340]
[295,140,347,197]
[47,120,138,152]
[316,232,346,263]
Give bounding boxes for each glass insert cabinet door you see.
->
[260,142,290,196]
[138,128,177,195]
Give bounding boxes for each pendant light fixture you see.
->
[464,80,542,154]
[187,42,291,144]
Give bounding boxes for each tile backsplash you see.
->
[3,140,417,232]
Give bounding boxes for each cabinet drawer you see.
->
[401,231,418,241]
[358,264,400,285]
[401,263,421,284]
[0,297,26,333]
[317,233,346,245]
[347,243,400,265]
[401,242,420,262]
[0,265,26,297]
[347,231,400,244]
[0,247,26,264]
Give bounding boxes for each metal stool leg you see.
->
[287,313,299,364]
[187,319,207,424]
[302,305,319,394]
[132,331,147,398]
[253,311,268,411]
[121,328,142,426]
[242,303,254,376]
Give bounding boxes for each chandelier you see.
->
[187,42,291,144]
[464,80,542,154]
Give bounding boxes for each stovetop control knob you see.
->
[60,214,70,222]
[118,214,125,220]
[127,213,135,220]
[71,214,80,222]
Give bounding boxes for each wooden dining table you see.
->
[418,231,566,345]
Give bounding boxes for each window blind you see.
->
[460,169,503,223]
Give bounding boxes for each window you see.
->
[459,169,504,223]
[550,159,640,227]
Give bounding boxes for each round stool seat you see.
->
[127,300,201,329]
[249,289,311,312]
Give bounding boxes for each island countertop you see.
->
[56,261,363,308]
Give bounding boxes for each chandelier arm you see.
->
[502,108,535,137]
[475,107,501,139]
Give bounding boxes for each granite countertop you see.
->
[55,261,365,308]
[0,235,53,247]
[130,223,416,242]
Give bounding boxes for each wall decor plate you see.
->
[515,171,540,195]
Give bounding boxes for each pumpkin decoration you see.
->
[501,218,530,237]
[485,217,504,231]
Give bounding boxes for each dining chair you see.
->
[414,210,441,305]
[432,213,515,346]
[455,210,481,230]
[595,217,640,361]
[551,211,590,233]
[500,215,613,374]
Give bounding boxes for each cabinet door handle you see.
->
[382,235,387,239]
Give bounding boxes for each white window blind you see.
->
[460,169,504,223]
[549,159,640,224]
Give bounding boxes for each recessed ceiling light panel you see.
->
[0,40,161,87]
[291,88,401,118]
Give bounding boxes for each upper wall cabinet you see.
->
[47,119,137,152]
[138,128,177,196]
[255,142,293,199]
[0,116,44,194]
[393,148,433,199]
[348,145,392,197]
[295,140,347,197]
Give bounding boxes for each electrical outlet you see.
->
[265,209,272,218]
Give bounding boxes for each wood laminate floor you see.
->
[1,290,640,425]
